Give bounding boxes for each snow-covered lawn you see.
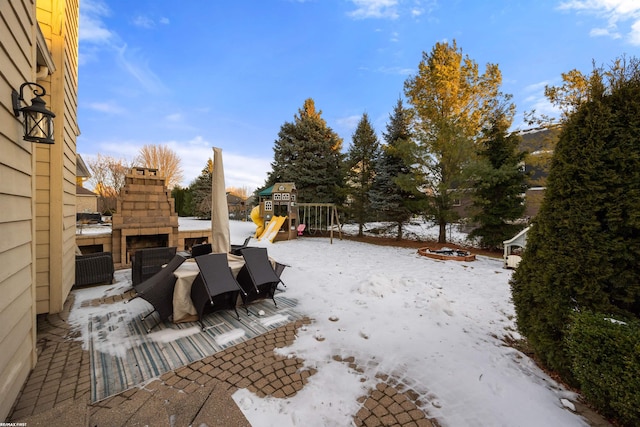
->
[72,219,588,426]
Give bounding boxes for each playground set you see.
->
[250,182,342,243]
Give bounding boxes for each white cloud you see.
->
[132,15,155,29]
[558,0,640,45]
[171,138,270,189]
[336,115,362,133]
[79,0,112,43]
[510,80,562,129]
[376,65,414,75]
[523,80,551,93]
[631,20,640,45]
[524,95,560,119]
[349,0,433,20]
[79,0,167,93]
[348,0,400,20]
[589,27,622,38]
[114,44,168,94]
[81,136,270,190]
[86,102,126,115]
[132,15,170,28]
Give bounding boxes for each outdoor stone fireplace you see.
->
[111,167,179,266]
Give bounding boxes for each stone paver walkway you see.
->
[7,291,437,427]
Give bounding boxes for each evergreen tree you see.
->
[171,185,194,217]
[370,99,424,240]
[265,99,344,203]
[510,58,640,378]
[189,159,213,219]
[345,113,380,236]
[469,106,527,249]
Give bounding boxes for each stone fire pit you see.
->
[417,247,476,262]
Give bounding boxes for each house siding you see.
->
[0,0,79,418]
[35,0,79,314]
[0,0,39,419]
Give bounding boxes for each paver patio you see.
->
[7,289,437,426]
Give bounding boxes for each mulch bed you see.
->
[340,234,502,259]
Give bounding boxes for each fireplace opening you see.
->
[184,237,209,251]
[78,244,104,255]
[126,234,169,263]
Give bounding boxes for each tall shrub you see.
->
[510,59,640,377]
[565,312,640,426]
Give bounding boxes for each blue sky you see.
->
[77,0,640,191]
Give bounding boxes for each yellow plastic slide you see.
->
[250,206,264,238]
[258,216,287,242]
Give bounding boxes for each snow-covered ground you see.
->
[71,219,588,426]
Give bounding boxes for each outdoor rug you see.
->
[88,295,303,402]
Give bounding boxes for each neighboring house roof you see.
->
[77,154,91,178]
[518,126,560,153]
[76,185,97,196]
[517,126,561,187]
[227,194,246,204]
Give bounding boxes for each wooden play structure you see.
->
[250,183,343,243]
[252,183,298,242]
[297,203,342,243]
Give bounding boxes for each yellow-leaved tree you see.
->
[403,40,509,242]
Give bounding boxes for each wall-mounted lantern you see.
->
[12,82,56,144]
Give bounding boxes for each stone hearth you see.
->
[111,168,179,266]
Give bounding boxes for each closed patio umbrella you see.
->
[211,147,230,254]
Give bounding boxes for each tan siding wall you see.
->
[77,194,98,212]
[60,0,79,307]
[0,0,38,419]
[35,0,79,313]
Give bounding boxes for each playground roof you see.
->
[258,185,274,197]
[258,183,296,197]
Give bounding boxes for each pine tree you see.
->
[345,113,380,237]
[265,98,344,203]
[190,160,213,219]
[510,58,640,377]
[469,106,527,249]
[171,185,194,216]
[369,99,424,239]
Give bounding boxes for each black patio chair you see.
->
[75,252,114,287]
[230,236,252,255]
[128,253,186,303]
[236,247,284,313]
[132,254,186,332]
[191,243,212,258]
[274,261,289,289]
[131,246,177,286]
[191,253,246,330]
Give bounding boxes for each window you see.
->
[264,200,273,211]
